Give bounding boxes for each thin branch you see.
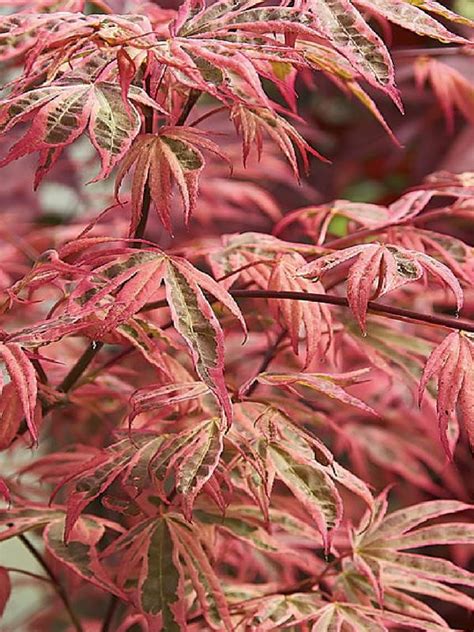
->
[392,46,468,58]
[142,289,474,333]
[18,534,83,632]
[324,225,387,249]
[132,182,151,245]
[176,89,201,126]
[230,289,474,333]
[32,357,48,385]
[189,105,227,127]
[132,98,154,246]
[246,329,287,397]
[101,595,119,632]
[58,341,104,393]
[5,567,52,583]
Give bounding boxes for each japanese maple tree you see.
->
[0,0,473,630]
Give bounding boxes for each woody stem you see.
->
[229,289,474,333]
[177,89,201,126]
[246,329,287,397]
[18,534,83,632]
[142,289,474,333]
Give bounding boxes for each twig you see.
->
[392,46,469,58]
[246,329,287,397]
[101,595,119,632]
[18,534,83,632]
[176,89,201,126]
[58,341,104,393]
[141,289,474,333]
[5,567,52,583]
[229,289,474,333]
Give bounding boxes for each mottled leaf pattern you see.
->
[164,257,245,425]
[175,418,224,519]
[355,0,468,43]
[0,0,472,628]
[0,82,153,182]
[170,518,233,630]
[269,444,341,551]
[298,0,400,103]
[299,244,463,332]
[139,519,186,629]
[352,493,474,604]
[44,516,124,596]
[116,127,226,233]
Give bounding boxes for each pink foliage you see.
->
[0,0,473,630]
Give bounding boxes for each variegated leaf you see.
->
[139,519,186,628]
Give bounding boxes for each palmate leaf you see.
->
[298,243,464,332]
[338,565,467,628]
[44,515,124,597]
[170,518,233,630]
[116,127,227,234]
[295,0,400,104]
[237,591,449,631]
[415,56,474,132]
[231,104,327,178]
[0,13,154,64]
[268,444,342,552]
[312,602,449,631]
[231,403,373,549]
[1,1,469,173]
[0,80,164,183]
[381,568,474,613]
[63,246,245,424]
[419,331,474,455]
[0,13,85,62]
[56,419,223,528]
[154,36,276,108]
[139,417,225,517]
[352,493,474,607]
[53,437,140,542]
[294,0,469,106]
[268,253,333,366]
[67,250,167,326]
[103,514,232,630]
